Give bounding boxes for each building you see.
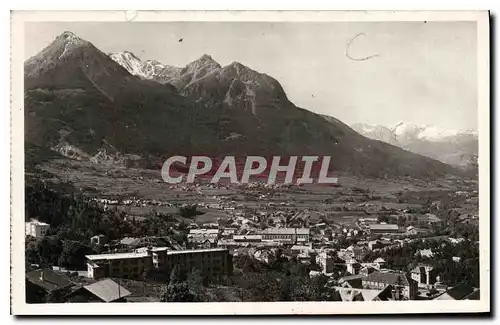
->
[26,268,73,303]
[362,271,417,300]
[368,224,400,234]
[316,251,334,274]
[368,240,381,251]
[187,229,220,247]
[346,245,369,261]
[66,279,131,303]
[335,285,394,302]
[164,248,232,279]
[410,264,437,288]
[338,274,365,289]
[221,228,238,238]
[373,257,386,269]
[250,248,276,264]
[434,283,479,300]
[217,239,281,250]
[86,247,162,280]
[25,219,50,238]
[415,249,435,258]
[406,226,429,236]
[86,247,232,280]
[259,228,310,243]
[345,258,361,275]
[90,235,108,246]
[291,244,314,255]
[233,235,262,242]
[359,265,378,276]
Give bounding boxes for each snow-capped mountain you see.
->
[351,122,478,169]
[391,122,478,142]
[110,51,182,83]
[350,123,399,145]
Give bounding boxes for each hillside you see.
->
[24,32,460,179]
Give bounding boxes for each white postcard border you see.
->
[10,10,490,315]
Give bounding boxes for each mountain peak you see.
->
[121,50,141,60]
[198,54,215,61]
[228,61,248,70]
[57,31,87,46]
[186,54,221,70]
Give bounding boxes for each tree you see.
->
[36,235,63,267]
[160,282,196,302]
[377,215,389,223]
[179,204,199,218]
[58,240,93,269]
[169,265,185,284]
[160,266,205,302]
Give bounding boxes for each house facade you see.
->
[410,264,437,288]
[259,228,310,243]
[25,220,50,238]
[368,224,400,234]
[86,247,232,280]
[361,271,417,300]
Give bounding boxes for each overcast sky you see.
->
[25,21,477,131]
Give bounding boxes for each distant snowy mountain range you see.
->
[351,122,478,169]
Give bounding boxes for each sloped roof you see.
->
[120,237,138,246]
[363,271,411,286]
[463,289,480,300]
[335,286,389,302]
[434,283,476,300]
[84,279,131,302]
[26,268,73,292]
[260,228,310,235]
[369,224,400,231]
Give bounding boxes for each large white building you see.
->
[86,247,232,280]
[259,228,310,243]
[25,220,50,238]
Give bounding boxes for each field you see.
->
[33,158,478,225]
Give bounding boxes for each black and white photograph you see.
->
[10,10,490,315]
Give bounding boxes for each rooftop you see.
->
[434,283,477,300]
[335,285,391,302]
[369,224,400,231]
[189,229,220,235]
[87,247,228,260]
[260,228,310,235]
[167,248,228,255]
[26,268,72,292]
[363,271,411,286]
[233,235,262,241]
[26,219,49,226]
[86,251,151,261]
[84,279,131,302]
